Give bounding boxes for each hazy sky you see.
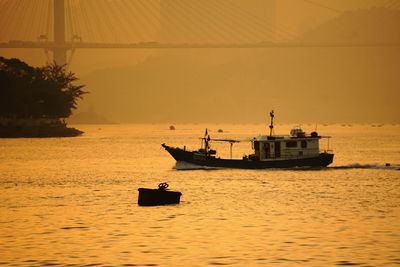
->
[0,0,399,123]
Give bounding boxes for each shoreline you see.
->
[0,120,83,138]
[0,125,83,138]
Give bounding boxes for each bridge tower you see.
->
[53,0,67,65]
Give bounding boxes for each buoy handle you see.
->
[158,182,169,190]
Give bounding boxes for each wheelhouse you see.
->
[252,128,328,161]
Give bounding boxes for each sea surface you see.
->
[1,124,399,267]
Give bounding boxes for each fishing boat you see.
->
[162,111,334,169]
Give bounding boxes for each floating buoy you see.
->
[217,129,223,133]
[169,125,175,130]
[138,183,182,206]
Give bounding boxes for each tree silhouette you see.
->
[0,57,86,119]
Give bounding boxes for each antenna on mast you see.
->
[269,110,275,136]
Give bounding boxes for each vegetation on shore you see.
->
[0,57,87,137]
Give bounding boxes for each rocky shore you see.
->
[0,118,83,138]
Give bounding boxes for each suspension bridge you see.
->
[1,0,399,66]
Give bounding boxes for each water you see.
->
[1,124,399,266]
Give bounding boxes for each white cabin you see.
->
[252,128,325,161]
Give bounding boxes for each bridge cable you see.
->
[158,0,193,43]
[36,0,47,37]
[169,0,229,43]
[31,0,40,37]
[218,0,270,42]
[133,0,163,42]
[120,0,147,42]
[139,0,163,41]
[301,0,342,14]
[187,0,239,43]
[45,0,52,39]
[77,0,92,41]
[97,0,119,42]
[10,0,23,39]
[113,0,135,42]
[71,0,83,40]
[146,0,165,41]
[90,0,110,42]
[75,0,91,41]
[190,0,258,43]
[217,0,276,41]
[29,0,41,39]
[0,0,17,39]
[38,0,47,37]
[386,0,400,8]
[81,1,100,42]
[210,0,270,42]
[172,0,226,43]
[191,0,256,43]
[116,0,140,42]
[221,0,295,41]
[20,0,33,40]
[66,0,73,39]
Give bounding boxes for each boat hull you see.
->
[162,144,334,169]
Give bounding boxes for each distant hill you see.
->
[299,7,400,43]
[77,7,400,123]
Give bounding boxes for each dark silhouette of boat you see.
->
[162,111,334,169]
[138,183,182,206]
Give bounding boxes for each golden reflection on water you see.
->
[0,124,399,266]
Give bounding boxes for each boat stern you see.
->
[320,152,334,167]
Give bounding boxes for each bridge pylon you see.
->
[53,0,67,65]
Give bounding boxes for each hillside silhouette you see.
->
[299,7,400,43]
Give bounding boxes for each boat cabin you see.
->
[252,128,323,161]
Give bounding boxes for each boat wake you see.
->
[174,161,223,170]
[330,163,400,170]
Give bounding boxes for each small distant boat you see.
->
[138,183,182,206]
[162,111,334,169]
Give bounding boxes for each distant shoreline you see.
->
[0,118,83,138]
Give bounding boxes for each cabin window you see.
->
[264,142,271,158]
[275,142,281,157]
[286,141,297,148]
[301,140,307,148]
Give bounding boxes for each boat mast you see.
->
[204,128,209,154]
[269,110,275,136]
